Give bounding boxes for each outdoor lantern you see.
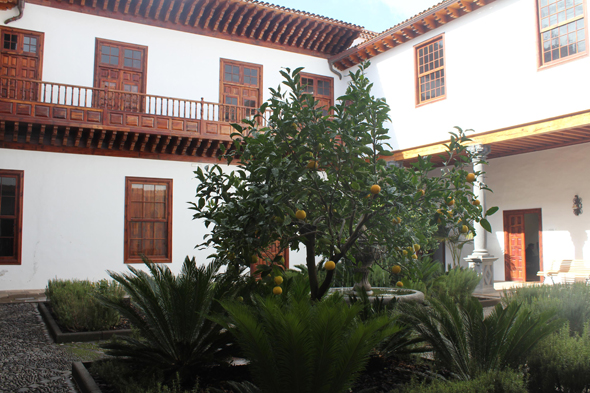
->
[573,195,583,216]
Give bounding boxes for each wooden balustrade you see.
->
[0,76,270,133]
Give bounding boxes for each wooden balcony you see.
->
[0,76,267,162]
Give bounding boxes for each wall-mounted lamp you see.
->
[573,195,583,216]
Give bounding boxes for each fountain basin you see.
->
[329,287,424,304]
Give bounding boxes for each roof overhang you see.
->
[330,0,495,70]
[387,109,590,165]
[28,0,364,58]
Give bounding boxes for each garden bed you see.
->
[72,355,444,393]
[38,302,132,343]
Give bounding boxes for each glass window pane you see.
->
[544,51,552,62]
[566,7,575,20]
[569,43,577,54]
[112,47,119,56]
[579,28,585,40]
[558,11,566,23]
[0,238,13,257]
[1,177,16,195]
[102,46,110,54]
[557,0,565,11]
[134,51,141,59]
[0,197,14,216]
[0,218,14,237]
[577,19,584,29]
[143,184,155,202]
[244,68,250,76]
[124,58,132,67]
[550,14,558,26]
[578,39,586,52]
[560,45,569,57]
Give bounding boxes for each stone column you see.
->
[464,144,497,293]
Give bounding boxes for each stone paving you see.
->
[0,303,78,393]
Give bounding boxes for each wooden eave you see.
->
[385,109,590,166]
[29,0,364,57]
[330,0,495,70]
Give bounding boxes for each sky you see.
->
[265,0,443,33]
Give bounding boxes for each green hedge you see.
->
[393,370,527,393]
[504,283,590,334]
[45,278,125,332]
[526,323,590,393]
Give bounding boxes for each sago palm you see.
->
[98,257,238,382]
[216,293,397,393]
[400,294,562,380]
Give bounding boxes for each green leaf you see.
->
[485,206,499,216]
[480,218,492,233]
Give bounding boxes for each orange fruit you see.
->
[461,225,469,234]
[273,286,283,295]
[413,244,420,252]
[391,265,402,274]
[418,189,425,196]
[402,250,408,256]
[325,261,336,271]
[251,255,259,264]
[447,198,455,206]
[472,199,481,206]
[370,184,381,195]
[274,276,284,285]
[307,160,318,170]
[466,173,476,182]
[396,281,404,287]
[236,296,244,302]
[411,254,418,260]
[295,210,307,220]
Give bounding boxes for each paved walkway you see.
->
[0,303,78,393]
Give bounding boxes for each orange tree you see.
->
[191,63,494,301]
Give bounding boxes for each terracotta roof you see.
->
[330,0,496,70]
[31,0,365,57]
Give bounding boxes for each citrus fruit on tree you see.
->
[413,244,420,252]
[418,189,425,196]
[325,261,336,271]
[251,255,259,264]
[274,276,284,285]
[461,225,469,234]
[295,210,307,220]
[411,254,418,260]
[272,286,283,295]
[472,199,481,206]
[391,265,402,274]
[370,184,381,195]
[466,173,476,182]
[396,281,404,287]
[306,160,318,170]
[402,250,408,256]
[447,198,455,206]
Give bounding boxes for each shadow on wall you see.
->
[571,229,590,260]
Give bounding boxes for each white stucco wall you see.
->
[483,143,590,281]
[0,4,344,105]
[359,0,590,150]
[0,148,309,290]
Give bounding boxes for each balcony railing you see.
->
[0,76,270,133]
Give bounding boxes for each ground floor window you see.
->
[0,169,23,265]
[124,177,172,263]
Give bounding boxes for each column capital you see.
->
[467,144,491,158]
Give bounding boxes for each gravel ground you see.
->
[0,303,79,393]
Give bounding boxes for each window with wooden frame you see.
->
[300,73,333,115]
[220,59,262,123]
[124,177,172,264]
[94,39,147,112]
[0,27,43,100]
[415,35,446,106]
[538,0,587,66]
[0,170,23,265]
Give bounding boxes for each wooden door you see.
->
[94,39,146,112]
[504,211,526,281]
[220,59,262,123]
[0,28,43,101]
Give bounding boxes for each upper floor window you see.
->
[415,35,446,106]
[220,59,262,122]
[0,170,23,265]
[538,0,587,65]
[300,73,333,115]
[124,177,172,264]
[0,27,43,84]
